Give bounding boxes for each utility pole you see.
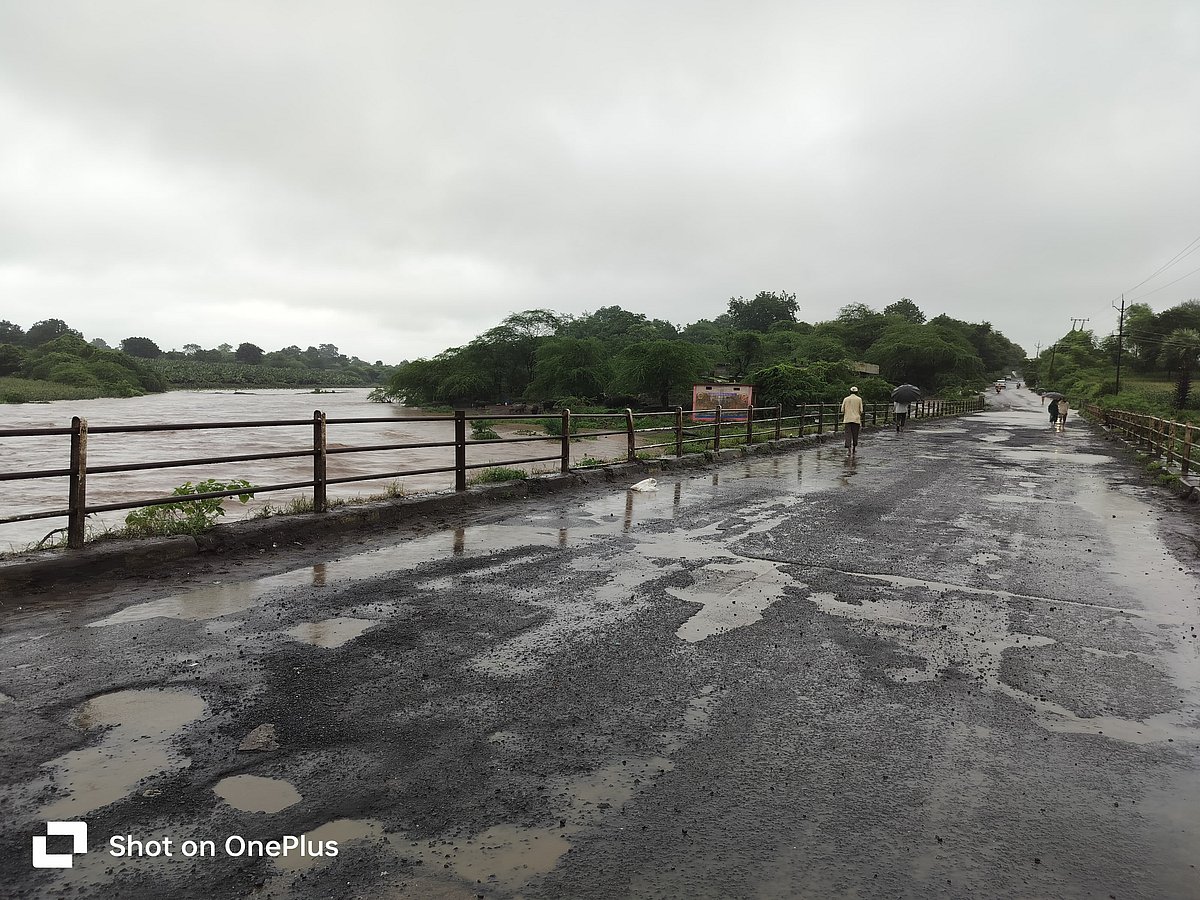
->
[1034,342,1041,358]
[1114,294,1126,395]
[1070,317,1090,332]
[1047,342,1058,382]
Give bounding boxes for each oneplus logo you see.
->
[32,821,88,868]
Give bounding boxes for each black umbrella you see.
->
[891,384,922,403]
[1042,391,1064,400]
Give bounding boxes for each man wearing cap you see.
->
[841,386,864,453]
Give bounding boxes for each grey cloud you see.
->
[1,1,1198,362]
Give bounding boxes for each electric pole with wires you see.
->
[1114,295,1126,395]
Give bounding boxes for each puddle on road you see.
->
[668,559,793,642]
[808,589,1058,685]
[983,493,1049,505]
[271,817,385,873]
[419,824,573,889]
[213,774,301,813]
[993,448,1114,466]
[285,617,377,648]
[401,682,721,894]
[83,453,851,643]
[41,688,206,817]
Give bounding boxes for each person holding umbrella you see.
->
[841,386,864,454]
[1043,391,1064,425]
[891,384,921,432]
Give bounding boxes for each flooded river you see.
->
[0,389,627,552]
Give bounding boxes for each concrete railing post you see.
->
[313,410,328,513]
[67,416,88,549]
[625,408,636,462]
[454,410,467,491]
[561,409,571,473]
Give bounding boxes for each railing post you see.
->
[714,404,723,452]
[455,410,467,491]
[1168,421,1177,465]
[625,408,636,462]
[800,402,807,436]
[1183,424,1194,476]
[745,405,755,446]
[816,403,824,435]
[774,404,782,441]
[313,410,327,513]
[1154,417,1163,458]
[561,408,571,473]
[67,416,88,549]
[675,407,684,457]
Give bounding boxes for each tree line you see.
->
[0,318,394,401]
[381,293,1026,410]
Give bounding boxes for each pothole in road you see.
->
[213,774,301,813]
[668,559,794,642]
[40,688,207,817]
[271,817,385,873]
[284,617,378,648]
[993,448,1115,466]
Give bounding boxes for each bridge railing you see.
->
[1084,404,1196,476]
[0,396,984,550]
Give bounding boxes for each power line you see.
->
[1122,234,1200,296]
[1127,261,1200,302]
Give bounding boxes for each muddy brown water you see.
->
[0,389,630,551]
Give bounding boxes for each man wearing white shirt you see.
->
[841,386,864,454]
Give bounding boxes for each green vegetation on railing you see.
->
[122,479,256,537]
[469,467,528,484]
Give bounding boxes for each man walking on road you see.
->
[841,386,864,453]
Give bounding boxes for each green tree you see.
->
[793,332,852,363]
[1160,328,1200,408]
[529,337,609,400]
[0,343,24,376]
[831,303,888,356]
[0,320,24,343]
[121,336,163,358]
[866,323,982,386]
[25,319,79,347]
[1116,302,1157,371]
[724,291,799,333]
[610,341,709,408]
[235,342,265,364]
[728,331,764,378]
[883,298,926,324]
[564,306,676,348]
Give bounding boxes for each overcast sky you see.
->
[2,1,1198,364]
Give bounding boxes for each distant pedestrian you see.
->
[893,400,910,432]
[1047,398,1059,424]
[841,386,864,453]
[1058,398,1070,425]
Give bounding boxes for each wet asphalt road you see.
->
[2,388,1199,899]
